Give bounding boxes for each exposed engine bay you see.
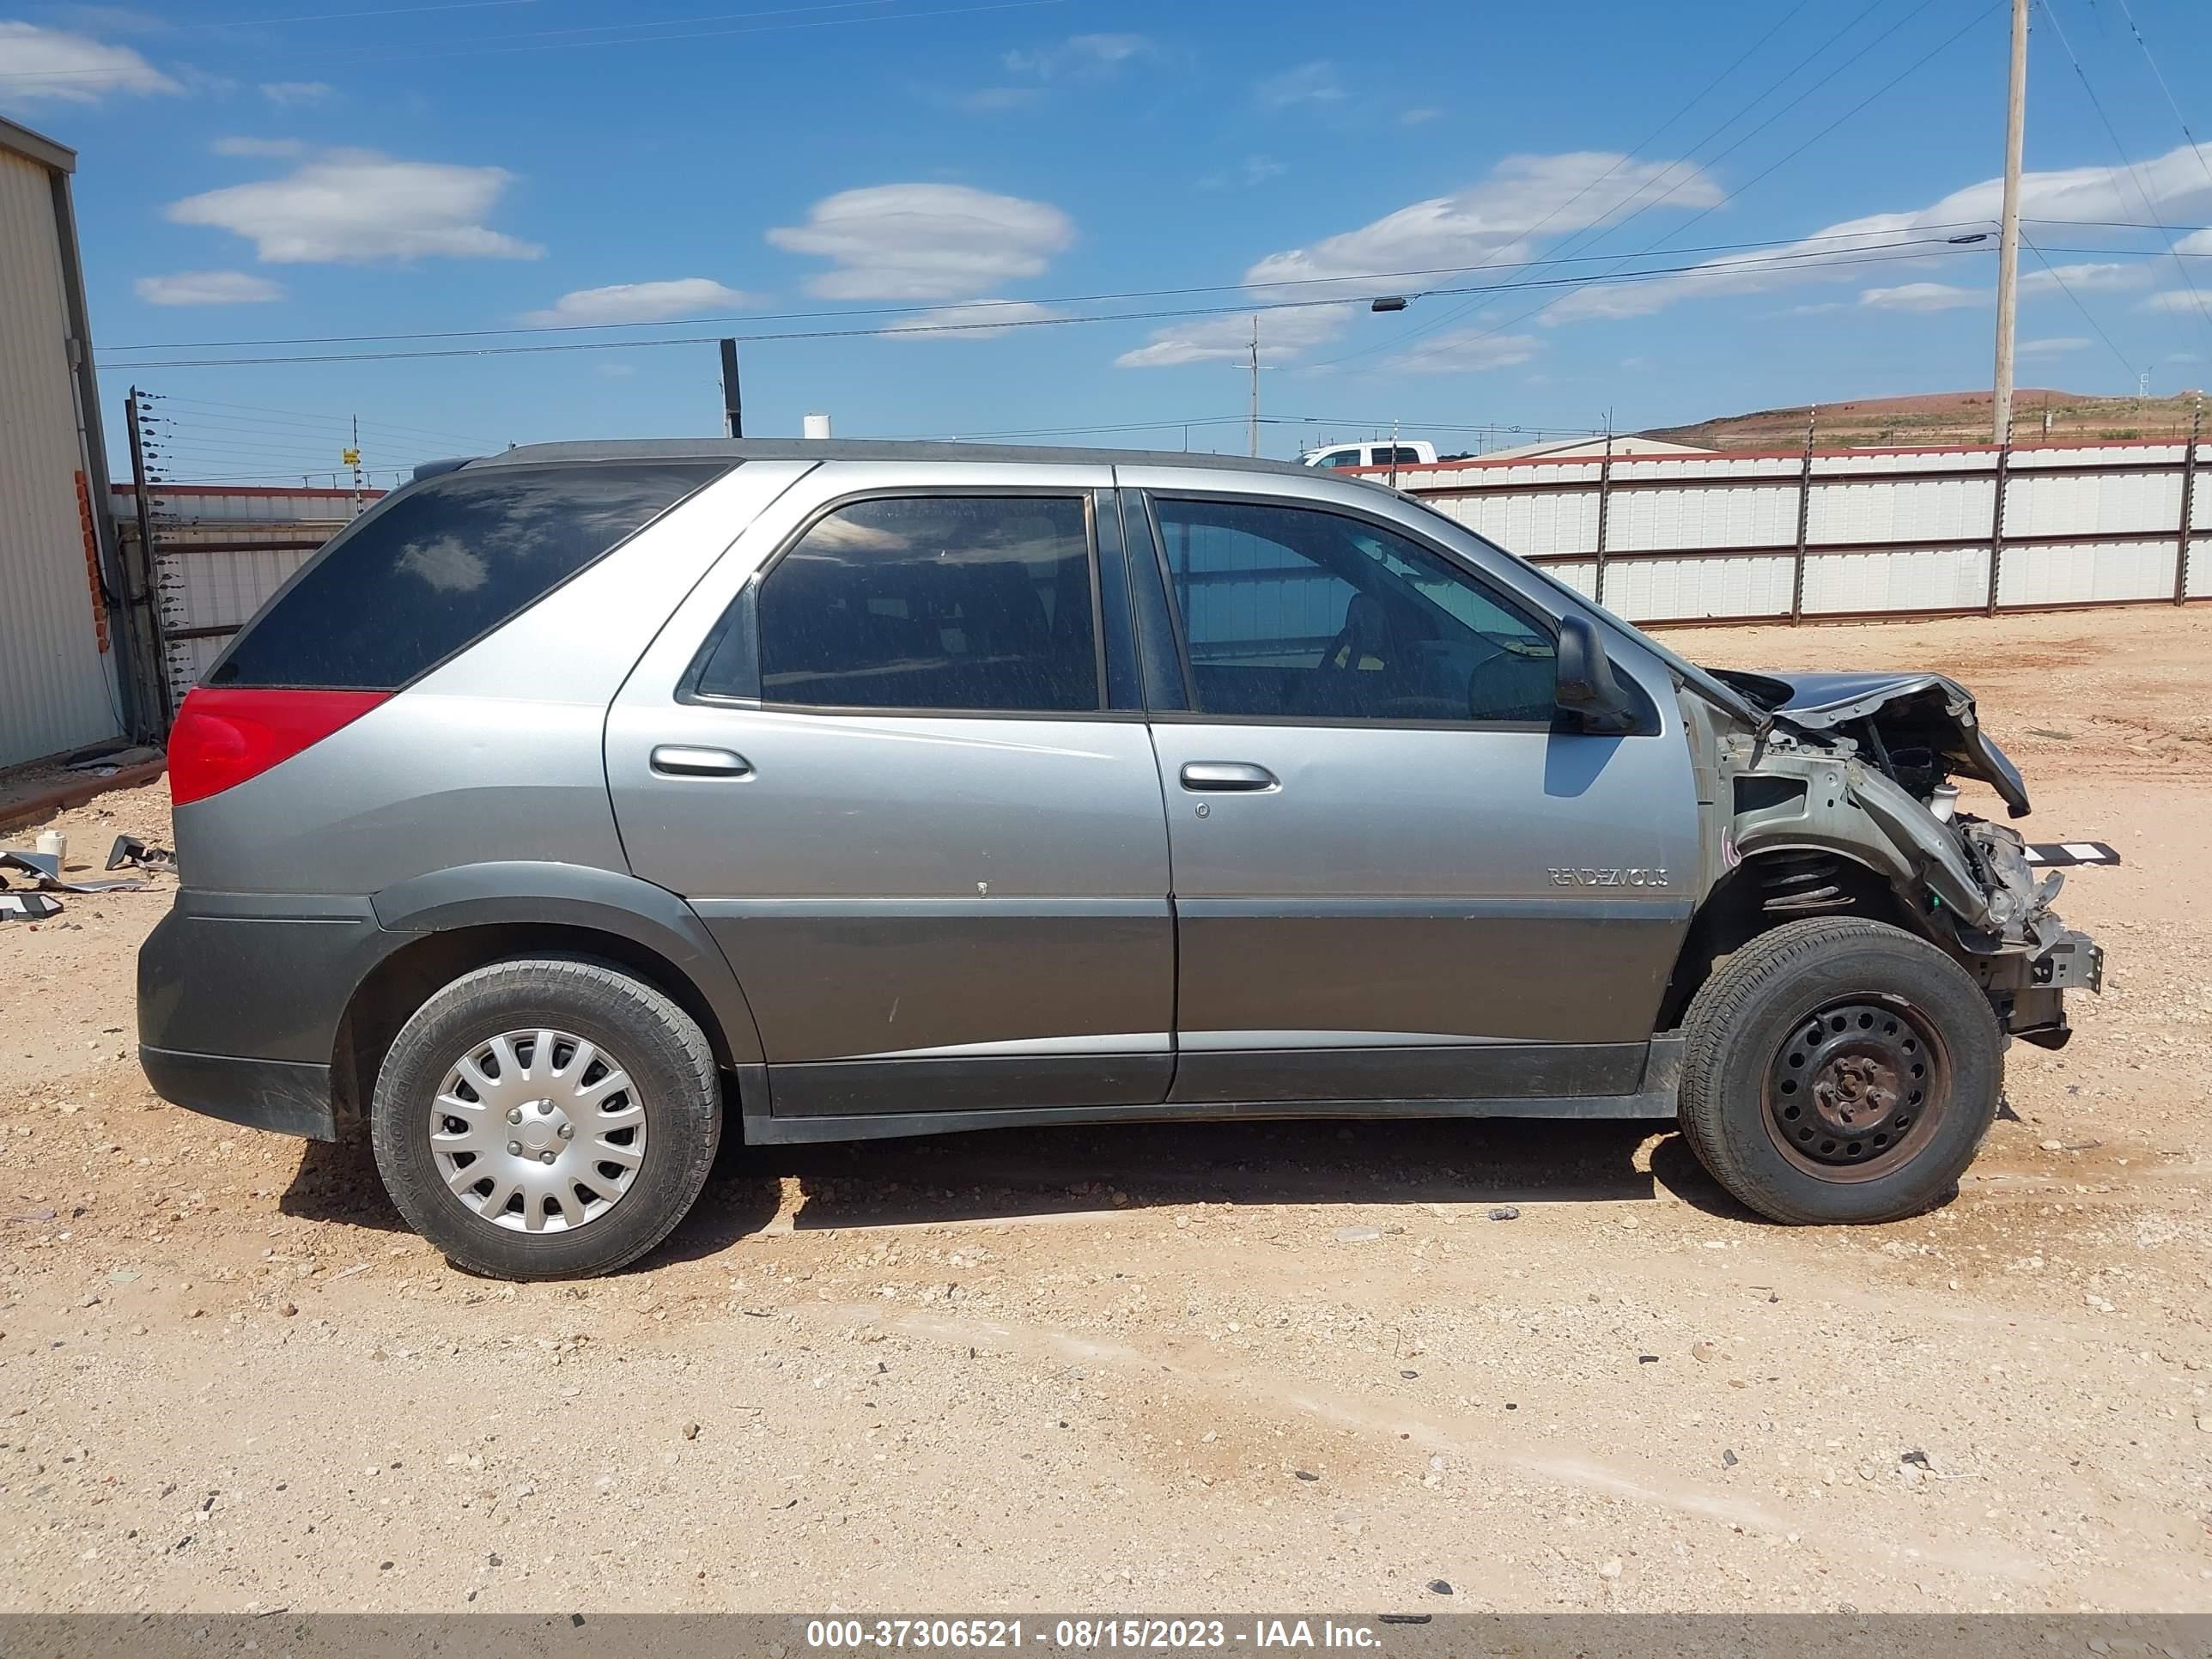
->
[1687,668,2104,1050]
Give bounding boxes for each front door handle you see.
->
[651,744,752,779]
[1180,761,1279,792]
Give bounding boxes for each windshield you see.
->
[1391,492,1764,726]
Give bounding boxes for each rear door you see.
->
[1121,477,1698,1105]
[607,462,1176,1121]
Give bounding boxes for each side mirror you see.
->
[1555,614,1639,734]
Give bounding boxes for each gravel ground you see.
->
[2,605,2209,1614]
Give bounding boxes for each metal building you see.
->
[0,114,137,770]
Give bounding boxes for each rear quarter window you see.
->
[208,461,726,690]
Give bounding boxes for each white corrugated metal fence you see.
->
[1396,436,2206,624]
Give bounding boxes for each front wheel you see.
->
[369,956,721,1279]
[1676,918,2002,1225]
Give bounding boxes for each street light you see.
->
[1370,295,1409,313]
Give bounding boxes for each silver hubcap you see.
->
[429,1029,647,1234]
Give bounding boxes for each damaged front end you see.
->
[1700,668,2102,1050]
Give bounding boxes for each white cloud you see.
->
[258,80,331,106]
[521,278,755,326]
[1115,304,1358,369]
[2017,337,2090,355]
[166,151,543,264]
[2021,261,2150,295]
[134,270,285,306]
[882,300,1060,340]
[212,135,306,158]
[2178,228,2212,257]
[1400,106,1441,126]
[767,183,1073,301]
[1121,151,1721,368]
[1386,330,1542,374]
[1551,144,2212,325]
[1003,33,1151,78]
[1256,61,1344,110]
[0,21,178,102]
[2139,289,2212,316]
[1858,282,1982,312]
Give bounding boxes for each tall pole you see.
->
[1991,0,2028,445]
[720,337,743,438]
[123,388,173,730]
[1248,315,1260,458]
[347,414,364,520]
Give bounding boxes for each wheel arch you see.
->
[337,861,765,1127]
[1656,846,1930,1030]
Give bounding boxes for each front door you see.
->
[608,471,1175,1119]
[1131,489,1698,1105]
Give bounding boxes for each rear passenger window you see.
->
[209,462,725,690]
[747,495,1100,713]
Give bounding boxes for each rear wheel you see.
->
[370,956,720,1279]
[1677,918,2001,1224]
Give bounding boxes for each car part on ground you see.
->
[106,834,176,872]
[1,848,146,894]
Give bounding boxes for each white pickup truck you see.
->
[1300,439,1439,471]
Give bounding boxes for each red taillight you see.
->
[167,687,389,807]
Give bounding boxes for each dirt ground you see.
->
[3,605,2209,1615]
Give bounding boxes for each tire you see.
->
[369,955,721,1279]
[1676,918,2001,1225]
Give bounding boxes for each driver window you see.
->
[1153,498,1556,725]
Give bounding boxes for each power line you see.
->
[2108,0,2212,193]
[96,238,2000,369]
[1312,0,1957,368]
[188,0,546,28]
[103,225,2020,355]
[1319,0,1999,372]
[2035,0,2212,353]
[0,0,1057,81]
[142,392,500,447]
[2021,237,2138,377]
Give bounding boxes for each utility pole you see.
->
[720,338,743,438]
[344,414,364,520]
[1991,0,2028,445]
[1248,315,1261,458]
[123,386,173,729]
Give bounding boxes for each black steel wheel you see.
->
[1678,919,2001,1225]
[1765,998,1947,1180]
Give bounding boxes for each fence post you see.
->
[123,387,174,731]
[2178,397,2202,606]
[1790,406,1817,623]
[1985,424,2013,617]
[1592,426,1614,608]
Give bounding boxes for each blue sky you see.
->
[5,0,2212,483]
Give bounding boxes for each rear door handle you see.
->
[651,744,752,779]
[1180,761,1279,792]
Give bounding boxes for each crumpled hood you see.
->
[1711,668,2032,817]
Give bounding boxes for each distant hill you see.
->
[1644,388,2205,451]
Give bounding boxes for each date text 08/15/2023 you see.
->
[803,1620,1398,1650]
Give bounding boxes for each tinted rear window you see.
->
[208,462,726,690]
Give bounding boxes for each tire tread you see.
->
[369,954,720,1279]
[1677,918,2000,1225]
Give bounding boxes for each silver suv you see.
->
[137,440,2102,1279]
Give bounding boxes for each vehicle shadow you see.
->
[660,1114,1751,1259]
[278,1115,1753,1272]
[277,1132,787,1253]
